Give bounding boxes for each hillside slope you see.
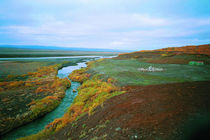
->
[49,81,210,140]
[117,44,210,64]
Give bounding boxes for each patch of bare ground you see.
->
[49,81,210,140]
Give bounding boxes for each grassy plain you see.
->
[0,49,112,136]
[0,64,71,135]
[0,58,86,79]
[0,48,119,58]
[87,59,210,86]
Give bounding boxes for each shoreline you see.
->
[18,58,125,140]
[1,57,99,140]
[0,64,71,137]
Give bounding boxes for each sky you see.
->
[0,0,210,51]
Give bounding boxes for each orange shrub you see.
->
[45,118,63,129]
[36,73,43,77]
[34,81,42,85]
[28,72,35,76]
[107,78,117,84]
[46,96,58,100]
[2,97,10,102]
[25,82,33,87]
[21,74,28,77]
[7,75,15,79]
[28,100,36,106]
[7,81,24,88]
[0,82,8,87]
[0,87,4,92]
[69,68,91,83]
[35,86,45,94]
[51,79,62,88]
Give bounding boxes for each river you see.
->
[1,58,92,140]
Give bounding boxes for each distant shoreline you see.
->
[0,47,122,58]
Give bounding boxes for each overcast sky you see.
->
[0,0,210,50]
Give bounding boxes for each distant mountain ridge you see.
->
[0,45,132,52]
[155,44,210,55]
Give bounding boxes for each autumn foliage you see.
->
[0,81,24,89]
[69,68,91,83]
[119,44,210,57]
[30,77,71,116]
[0,64,71,135]
[45,70,124,133]
[155,44,210,55]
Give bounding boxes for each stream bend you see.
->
[2,61,88,140]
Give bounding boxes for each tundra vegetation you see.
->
[0,47,119,58]
[19,61,125,140]
[5,44,210,139]
[0,62,71,135]
[0,58,88,79]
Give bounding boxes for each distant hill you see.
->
[155,44,210,55]
[119,44,210,57]
[117,44,210,64]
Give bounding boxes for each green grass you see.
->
[88,59,210,86]
[0,62,51,78]
[0,64,71,135]
[118,50,210,65]
[0,58,86,79]
[0,48,119,58]
[19,68,125,140]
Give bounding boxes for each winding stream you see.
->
[1,60,89,140]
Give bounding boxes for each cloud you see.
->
[0,0,210,50]
[1,15,210,50]
[111,41,125,46]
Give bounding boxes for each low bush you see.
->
[0,64,71,135]
[18,61,125,140]
[30,77,71,117]
[7,81,25,88]
[68,68,91,83]
[40,75,124,136]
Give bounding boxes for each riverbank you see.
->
[18,58,124,140]
[17,45,210,140]
[0,64,71,136]
[0,57,88,79]
[0,56,106,140]
[46,81,210,140]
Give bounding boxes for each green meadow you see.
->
[0,58,88,79]
[88,59,210,86]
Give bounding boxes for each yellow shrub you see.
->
[7,74,15,79]
[161,54,168,57]
[0,82,8,87]
[0,87,4,92]
[23,65,125,139]
[68,68,91,83]
[25,82,33,87]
